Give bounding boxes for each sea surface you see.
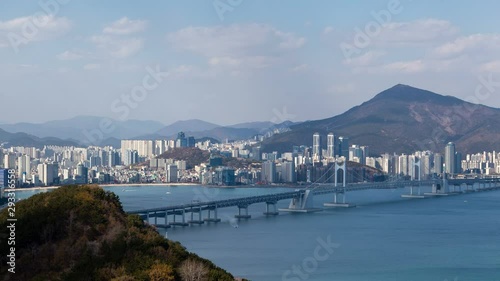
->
[15,185,500,281]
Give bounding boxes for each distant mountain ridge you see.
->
[138,120,298,142]
[155,119,220,136]
[0,128,79,148]
[1,115,300,147]
[261,84,500,155]
[0,116,165,146]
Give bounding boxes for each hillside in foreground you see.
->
[0,185,236,281]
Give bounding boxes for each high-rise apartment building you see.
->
[326,133,336,158]
[338,137,349,158]
[312,133,322,158]
[445,142,456,174]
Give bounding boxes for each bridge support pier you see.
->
[170,209,189,227]
[402,185,425,198]
[163,211,170,228]
[188,207,205,225]
[204,206,221,223]
[425,180,450,197]
[280,190,322,213]
[324,191,356,208]
[153,211,171,228]
[263,202,279,216]
[235,205,251,219]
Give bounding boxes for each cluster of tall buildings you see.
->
[1,128,498,189]
[312,132,352,159]
[120,132,196,164]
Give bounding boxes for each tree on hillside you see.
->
[179,258,208,281]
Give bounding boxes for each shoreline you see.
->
[4,182,304,192]
[4,182,199,192]
[100,183,199,188]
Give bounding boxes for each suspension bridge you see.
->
[128,161,500,228]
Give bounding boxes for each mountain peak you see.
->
[371,84,462,105]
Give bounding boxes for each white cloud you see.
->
[432,34,500,59]
[167,24,305,71]
[91,35,143,58]
[376,19,458,45]
[167,24,305,57]
[343,51,385,66]
[103,17,147,35]
[209,56,241,67]
[478,60,500,73]
[0,15,71,47]
[323,26,334,35]
[83,63,101,70]
[290,64,309,72]
[382,60,425,73]
[332,18,458,49]
[56,50,83,60]
[89,17,146,59]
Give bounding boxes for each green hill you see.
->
[0,185,236,281]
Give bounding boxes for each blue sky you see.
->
[1,0,500,125]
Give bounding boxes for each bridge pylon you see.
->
[324,159,356,208]
[279,190,322,213]
[263,201,279,216]
[235,204,251,219]
[204,206,221,223]
[188,206,205,225]
[170,209,189,227]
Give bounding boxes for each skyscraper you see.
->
[0,169,8,188]
[445,142,456,174]
[76,163,88,184]
[338,136,349,158]
[398,154,408,176]
[166,164,178,182]
[281,161,296,183]
[38,163,59,186]
[123,150,139,166]
[434,153,443,174]
[176,132,187,148]
[455,152,463,174]
[261,160,276,183]
[17,155,31,182]
[3,154,15,169]
[360,146,369,165]
[326,133,335,158]
[312,133,322,158]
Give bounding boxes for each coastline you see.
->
[100,182,200,188]
[4,182,305,192]
[4,182,200,192]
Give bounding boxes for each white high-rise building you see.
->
[433,153,443,174]
[445,142,456,174]
[398,154,408,176]
[38,163,58,186]
[18,155,31,181]
[261,160,277,183]
[3,154,16,169]
[121,140,154,158]
[326,133,335,158]
[281,161,296,183]
[312,133,322,159]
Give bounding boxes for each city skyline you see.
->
[2,1,500,125]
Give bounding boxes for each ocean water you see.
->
[15,185,500,281]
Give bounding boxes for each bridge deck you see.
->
[128,179,500,215]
